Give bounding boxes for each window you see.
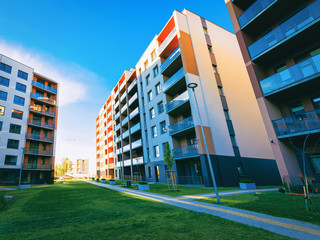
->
[153,65,159,78]
[208,45,213,53]
[0,121,2,131]
[0,106,4,116]
[150,108,155,119]
[0,76,9,87]
[12,109,23,119]
[0,63,12,74]
[0,91,8,101]
[16,83,26,93]
[218,86,224,96]
[146,74,151,85]
[162,142,169,154]
[14,95,25,106]
[9,124,21,134]
[151,49,156,61]
[148,166,152,178]
[224,110,231,120]
[155,82,161,95]
[203,27,208,35]
[213,64,219,74]
[237,162,245,176]
[160,121,167,134]
[18,70,28,80]
[144,59,149,70]
[7,139,19,149]
[157,101,164,114]
[230,135,238,147]
[310,155,320,174]
[5,155,17,165]
[154,145,160,158]
[152,126,157,138]
[148,90,153,102]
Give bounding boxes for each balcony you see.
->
[238,0,277,29]
[132,139,142,149]
[32,81,57,94]
[130,123,141,134]
[172,145,200,159]
[114,100,120,109]
[29,106,55,117]
[107,121,112,128]
[128,92,138,106]
[166,91,190,114]
[158,27,177,56]
[108,141,113,148]
[107,101,112,110]
[116,148,122,155]
[108,152,114,158]
[120,104,127,114]
[169,116,194,136]
[24,148,53,156]
[107,111,112,119]
[123,144,130,153]
[162,67,185,93]
[160,47,182,76]
[30,93,56,105]
[273,109,320,138]
[122,116,129,126]
[28,119,54,129]
[108,131,113,138]
[133,156,144,165]
[128,79,137,93]
[120,92,126,103]
[129,107,139,119]
[123,129,129,139]
[115,135,121,143]
[248,1,320,60]
[23,164,53,170]
[120,80,126,91]
[260,53,320,96]
[26,133,54,142]
[115,112,120,120]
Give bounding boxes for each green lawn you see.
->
[198,191,320,225]
[0,182,292,240]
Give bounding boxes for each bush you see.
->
[0,194,7,209]
[138,182,148,185]
[101,178,106,181]
[239,179,254,183]
[278,188,285,194]
[95,178,100,182]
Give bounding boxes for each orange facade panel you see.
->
[157,16,175,46]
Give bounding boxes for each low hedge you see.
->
[239,179,254,183]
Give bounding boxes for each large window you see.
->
[7,139,19,149]
[0,91,8,101]
[151,126,157,138]
[160,121,167,134]
[0,76,9,87]
[12,109,23,119]
[5,155,17,165]
[14,95,25,106]
[154,145,160,158]
[150,108,155,119]
[18,70,28,80]
[157,101,164,114]
[0,106,5,116]
[16,82,26,93]
[9,124,21,134]
[0,63,12,74]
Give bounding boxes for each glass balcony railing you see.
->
[238,0,277,28]
[130,123,141,134]
[115,112,120,120]
[132,139,142,149]
[120,81,126,91]
[28,119,54,129]
[120,92,126,102]
[123,129,129,139]
[26,133,54,142]
[169,116,194,135]
[107,111,112,119]
[162,67,185,93]
[128,79,137,93]
[166,91,189,113]
[29,106,56,117]
[158,27,177,54]
[32,81,57,94]
[130,107,139,119]
[123,144,130,153]
[115,123,121,131]
[114,100,120,109]
[273,109,320,137]
[122,116,129,126]
[160,47,181,73]
[24,148,53,155]
[24,164,52,170]
[115,135,121,143]
[133,156,144,165]
[172,145,199,159]
[128,92,138,106]
[30,92,56,105]
[260,53,320,96]
[248,1,320,59]
[120,104,127,114]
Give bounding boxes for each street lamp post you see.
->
[188,83,221,203]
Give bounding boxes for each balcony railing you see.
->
[115,135,121,143]
[24,148,53,155]
[248,1,320,59]
[133,156,144,165]
[32,81,57,94]
[273,109,320,138]
[26,133,54,142]
[162,67,185,93]
[123,129,129,139]
[108,131,113,138]
[107,121,112,128]
[238,0,277,28]
[28,119,54,129]
[114,100,120,109]
[120,92,126,102]
[30,92,56,105]
[160,47,181,74]
[166,91,189,113]
[121,104,127,114]
[122,116,129,126]
[132,139,142,149]
[29,106,55,117]
[172,145,200,159]
[123,144,130,153]
[169,116,194,135]
[115,112,120,120]
[128,92,138,106]
[260,53,320,96]
[130,123,141,134]
[120,80,126,91]
[158,27,177,54]
[130,107,139,119]
[128,79,137,93]
[24,164,52,170]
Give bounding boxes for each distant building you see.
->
[0,54,58,184]
[75,159,89,178]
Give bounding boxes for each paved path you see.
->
[87,181,320,240]
[0,187,16,191]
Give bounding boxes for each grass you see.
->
[198,191,320,225]
[0,182,292,240]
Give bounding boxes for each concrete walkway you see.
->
[87,181,320,240]
[0,187,16,191]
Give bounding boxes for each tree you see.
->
[163,143,177,191]
[61,157,70,176]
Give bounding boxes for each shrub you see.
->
[239,179,254,183]
[95,178,100,182]
[0,194,7,209]
[278,188,285,194]
[101,178,106,181]
[138,182,148,185]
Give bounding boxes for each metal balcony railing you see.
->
[30,92,56,105]
[132,139,142,149]
[26,133,54,142]
[172,145,199,159]
[130,123,141,134]
[28,119,54,129]
[29,106,55,117]
[127,79,137,93]
[260,53,320,96]
[273,109,320,137]
[162,67,185,93]
[24,163,52,170]
[160,47,181,73]
[166,91,189,113]
[128,92,138,106]
[24,148,53,155]
[130,107,139,119]
[169,116,194,135]
[32,81,57,94]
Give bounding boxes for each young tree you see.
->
[163,143,177,191]
[60,157,70,176]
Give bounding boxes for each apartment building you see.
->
[226,0,320,184]
[0,54,58,185]
[96,9,282,187]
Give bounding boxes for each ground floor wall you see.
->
[22,170,54,184]
[0,168,20,185]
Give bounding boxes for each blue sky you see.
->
[0,0,234,167]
